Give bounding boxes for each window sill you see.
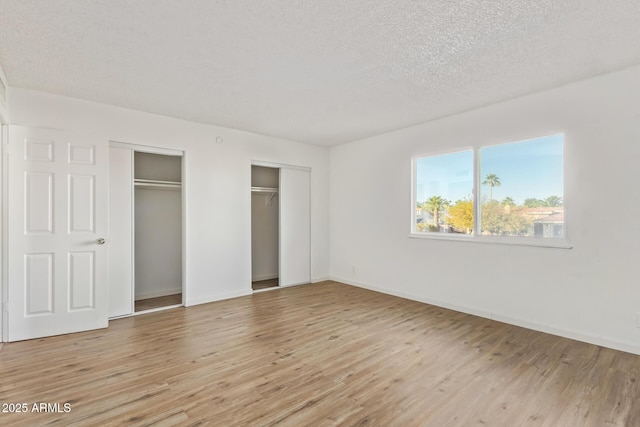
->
[408,232,572,249]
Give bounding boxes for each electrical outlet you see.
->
[351,265,356,274]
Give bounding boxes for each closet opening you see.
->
[251,165,279,291]
[134,152,183,312]
[108,143,185,319]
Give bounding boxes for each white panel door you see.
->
[279,168,310,286]
[108,146,133,318]
[7,126,108,341]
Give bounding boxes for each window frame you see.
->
[410,134,571,249]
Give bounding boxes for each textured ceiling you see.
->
[0,1,639,146]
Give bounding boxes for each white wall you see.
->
[7,88,330,306]
[0,126,6,342]
[330,65,640,355]
[0,62,8,341]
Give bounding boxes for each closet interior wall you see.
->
[251,166,279,288]
[134,152,183,304]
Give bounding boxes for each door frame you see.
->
[109,141,187,314]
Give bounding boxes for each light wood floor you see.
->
[135,293,183,312]
[1,281,639,426]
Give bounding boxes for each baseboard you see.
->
[251,274,278,282]
[135,288,182,301]
[331,276,640,356]
[311,276,331,283]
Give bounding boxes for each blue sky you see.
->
[416,134,564,205]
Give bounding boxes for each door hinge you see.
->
[1,302,7,313]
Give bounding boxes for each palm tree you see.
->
[544,195,563,207]
[502,196,515,206]
[524,198,544,208]
[425,196,449,227]
[482,173,501,201]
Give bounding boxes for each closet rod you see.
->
[251,186,279,193]
[135,181,181,190]
[135,178,181,186]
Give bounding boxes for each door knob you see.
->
[96,238,106,245]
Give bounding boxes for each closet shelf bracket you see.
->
[251,186,278,206]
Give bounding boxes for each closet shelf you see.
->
[135,178,182,190]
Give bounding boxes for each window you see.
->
[412,134,565,244]
[414,150,474,234]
